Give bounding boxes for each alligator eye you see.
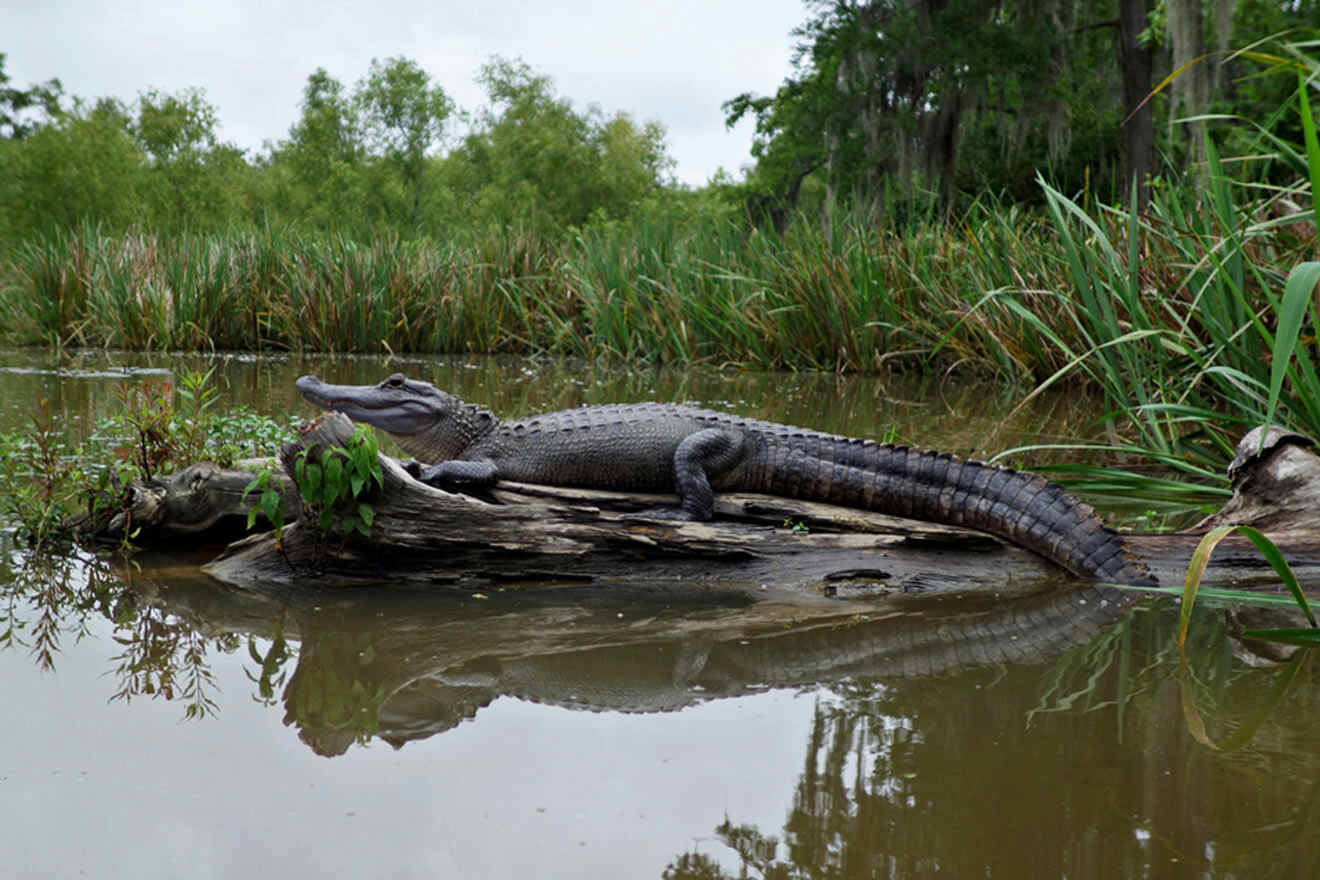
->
[385,373,406,388]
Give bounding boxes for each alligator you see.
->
[295,373,1157,587]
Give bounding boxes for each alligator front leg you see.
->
[414,458,500,493]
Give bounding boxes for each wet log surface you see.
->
[94,412,1306,599]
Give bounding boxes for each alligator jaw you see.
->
[295,374,445,436]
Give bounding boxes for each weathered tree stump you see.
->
[89,459,299,543]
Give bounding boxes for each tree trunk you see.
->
[1119,0,1156,209]
[1168,0,1209,166]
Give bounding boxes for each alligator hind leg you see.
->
[671,428,746,520]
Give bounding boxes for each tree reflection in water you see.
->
[1,542,240,720]
[663,611,1320,879]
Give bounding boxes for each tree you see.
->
[2,97,145,236]
[727,1,1317,217]
[727,1,1089,215]
[443,57,671,230]
[1119,0,1155,207]
[273,68,366,228]
[356,57,454,230]
[133,88,241,229]
[0,53,62,139]
[1167,0,1210,164]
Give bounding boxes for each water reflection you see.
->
[664,637,1319,879]
[0,541,234,719]
[0,545,117,671]
[5,544,1316,876]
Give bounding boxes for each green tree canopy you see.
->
[728,0,1130,218]
[269,68,366,228]
[133,88,246,229]
[727,0,1320,220]
[444,56,671,230]
[1,96,145,236]
[356,56,454,230]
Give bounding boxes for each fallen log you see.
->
[174,412,1320,599]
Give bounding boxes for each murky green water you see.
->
[1,350,1317,878]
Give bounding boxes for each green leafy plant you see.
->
[103,367,234,479]
[781,517,809,533]
[173,366,220,464]
[293,424,384,538]
[0,399,85,549]
[108,376,178,480]
[242,465,288,539]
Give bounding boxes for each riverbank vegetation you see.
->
[4,3,1320,490]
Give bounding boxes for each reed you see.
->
[984,60,1320,498]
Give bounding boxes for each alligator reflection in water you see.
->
[109,563,1124,757]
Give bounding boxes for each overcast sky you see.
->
[4,0,808,185]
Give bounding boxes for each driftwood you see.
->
[89,412,1320,599]
[93,459,299,543]
[178,413,1320,597]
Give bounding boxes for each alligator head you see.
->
[295,373,497,462]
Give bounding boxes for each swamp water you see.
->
[0,350,1317,878]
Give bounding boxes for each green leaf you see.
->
[1234,525,1317,627]
[1298,71,1320,229]
[1239,628,1320,647]
[1178,525,1235,649]
[306,462,324,499]
[260,490,281,524]
[324,455,344,497]
[358,503,373,528]
[1264,261,1320,435]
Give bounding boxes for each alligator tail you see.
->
[759,440,1156,586]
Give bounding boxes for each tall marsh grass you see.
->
[0,203,1098,374]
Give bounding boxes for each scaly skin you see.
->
[296,373,1157,586]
